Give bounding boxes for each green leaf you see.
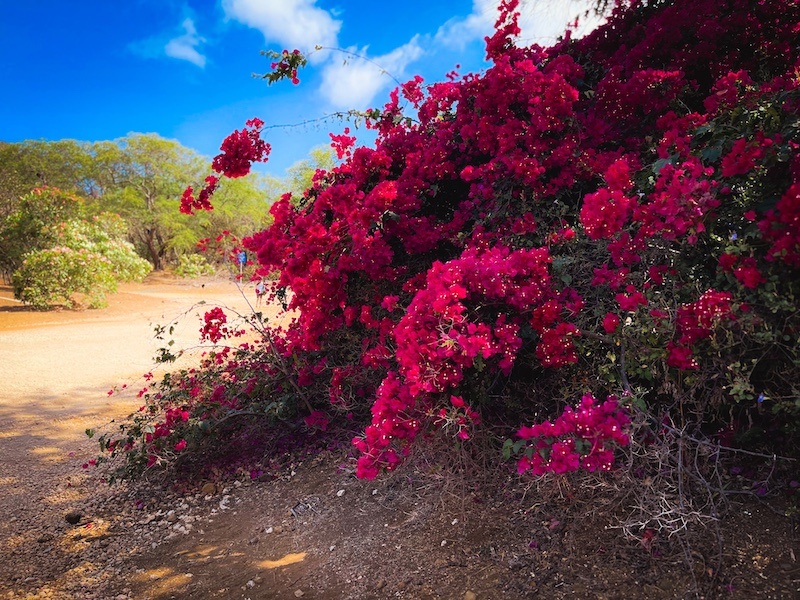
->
[652,157,673,174]
[502,438,514,460]
[700,146,723,163]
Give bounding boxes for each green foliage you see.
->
[0,140,94,221]
[0,135,308,276]
[13,247,117,309]
[92,133,274,270]
[91,134,208,270]
[175,253,216,278]
[0,187,85,279]
[5,188,151,309]
[53,214,153,282]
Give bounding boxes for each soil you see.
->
[0,274,797,600]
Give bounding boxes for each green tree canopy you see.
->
[0,139,94,220]
[0,186,85,279]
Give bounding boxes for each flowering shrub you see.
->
[513,394,630,475]
[13,246,116,309]
[10,201,151,309]
[175,253,216,278]
[100,0,800,481]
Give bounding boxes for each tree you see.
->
[283,145,337,197]
[90,134,208,270]
[0,139,94,221]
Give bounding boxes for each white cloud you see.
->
[164,18,207,68]
[318,37,425,110]
[219,0,424,110]
[436,0,604,50]
[222,0,341,59]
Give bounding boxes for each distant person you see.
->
[255,280,266,307]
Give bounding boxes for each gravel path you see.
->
[0,277,258,599]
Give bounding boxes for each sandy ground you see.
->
[0,276,263,597]
[0,275,257,438]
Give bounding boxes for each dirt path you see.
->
[0,276,261,598]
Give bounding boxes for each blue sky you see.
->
[0,1,601,176]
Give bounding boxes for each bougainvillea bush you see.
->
[101,0,800,484]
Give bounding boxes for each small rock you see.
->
[294,590,305,598]
[201,483,216,495]
[36,533,54,543]
[336,489,345,497]
[465,592,477,600]
[508,558,524,570]
[375,579,387,590]
[65,511,83,525]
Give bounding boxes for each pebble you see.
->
[294,589,305,598]
[465,592,477,600]
[65,511,83,525]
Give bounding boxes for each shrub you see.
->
[0,186,84,279]
[13,246,117,309]
[99,0,799,484]
[175,253,216,278]
[54,214,152,282]
[11,208,151,309]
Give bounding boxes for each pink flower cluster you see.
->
[759,184,800,267]
[516,394,630,475]
[268,49,304,85]
[180,119,270,215]
[200,307,230,344]
[667,290,735,369]
[212,118,271,178]
[394,245,561,395]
